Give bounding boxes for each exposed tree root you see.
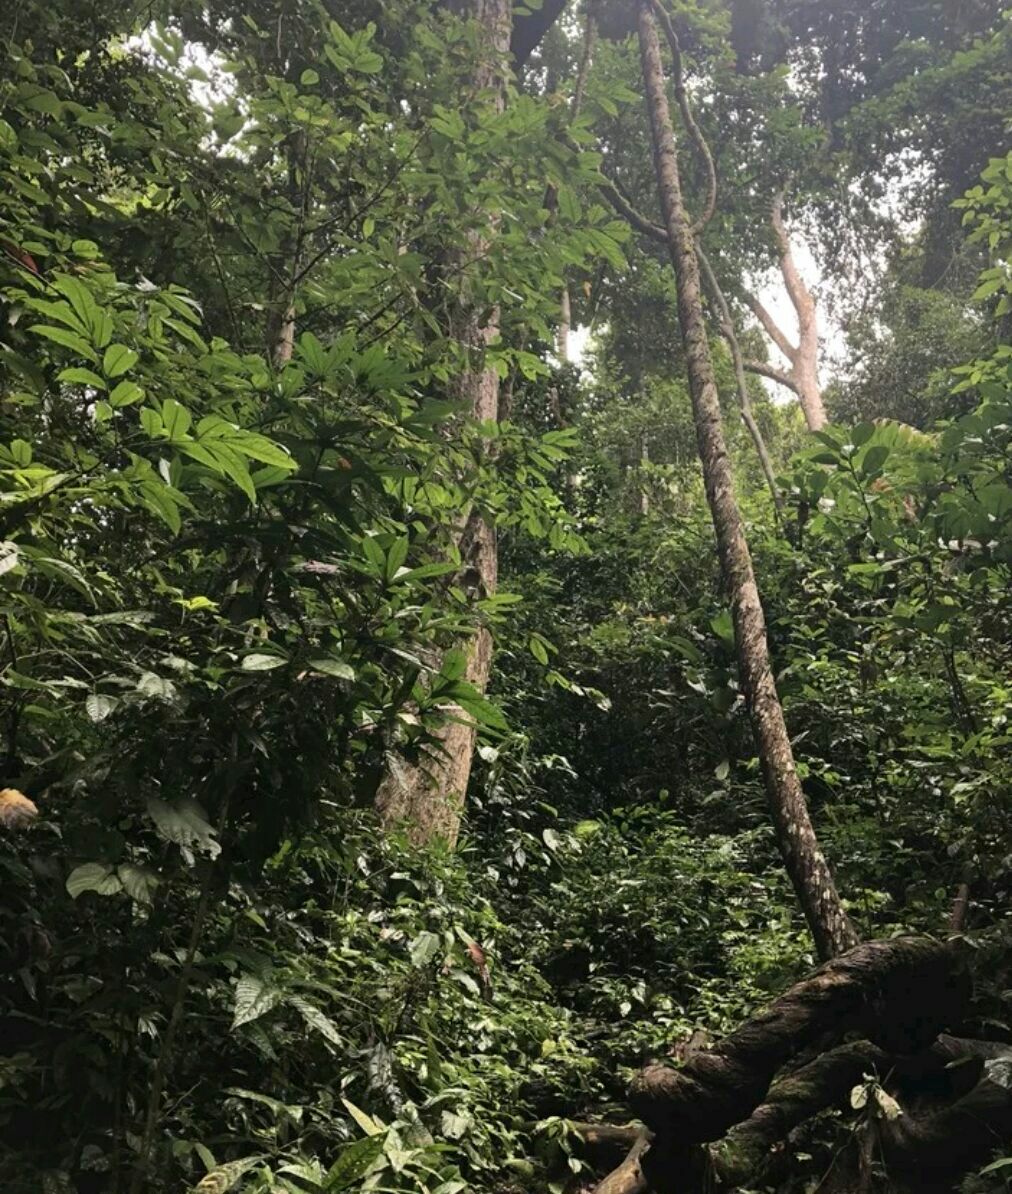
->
[629,938,967,1144]
[579,938,999,1194]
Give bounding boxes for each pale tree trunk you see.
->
[555,13,594,366]
[636,0,856,960]
[557,284,571,362]
[743,193,828,431]
[375,0,510,847]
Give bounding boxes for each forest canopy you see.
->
[0,1,1010,1192]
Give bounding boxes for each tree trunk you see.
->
[374,0,509,848]
[636,0,856,960]
[558,284,571,362]
[743,193,827,430]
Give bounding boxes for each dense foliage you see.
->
[1,2,1009,1193]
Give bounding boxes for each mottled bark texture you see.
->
[374,0,508,847]
[636,0,856,961]
[743,192,827,431]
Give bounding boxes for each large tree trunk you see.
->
[375,0,509,847]
[636,0,855,960]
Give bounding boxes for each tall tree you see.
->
[374,0,512,845]
[634,0,855,960]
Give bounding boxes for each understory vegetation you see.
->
[0,0,1010,1192]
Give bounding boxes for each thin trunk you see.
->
[639,436,650,515]
[555,14,594,366]
[558,284,571,362]
[770,193,826,429]
[697,246,784,523]
[636,0,856,960]
[375,0,509,847]
[743,194,827,431]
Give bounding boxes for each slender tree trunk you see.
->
[375,0,510,847]
[743,194,827,431]
[697,246,784,523]
[636,0,856,960]
[558,284,571,362]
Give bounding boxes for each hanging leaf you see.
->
[147,797,221,858]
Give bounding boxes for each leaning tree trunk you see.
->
[636,0,855,960]
[374,0,510,847]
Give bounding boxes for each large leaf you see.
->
[231,974,283,1029]
[66,862,122,899]
[147,797,221,858]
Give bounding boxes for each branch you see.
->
[593,1130,651,1194]
[697,246,784,521]
[743,357,798,393]
[510,0,569,67]
[572,10,596,118]
[713,1041,887,1187]
[743,290,797,362]
[770,191,816,334]
[599,177,667,244]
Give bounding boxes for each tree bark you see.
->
[375,0,509,848]
[635,0,856,960]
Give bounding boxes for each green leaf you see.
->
[86,693,118,723]
[340,1097,384,1137]
[117,862,159,904]
[109,380,143,406]
[66,862,122,899]
[300,68,319,85]
[103,344,139,378]
[29,324,98,360]
[147,797,221,858]
[309,657,355,680]
[408,931,441,968]
[710,610,735,648]
[161,398,192,439]
[232,974,282,1029]
[861,445,890,476]
[980,1157,1012,1176]
[529,636,549,665]
[242,653,287,671]
[326,1134,385,1190]
[289,996,344,1046]
[58,367,106,389]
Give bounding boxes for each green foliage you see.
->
[0,2,1010,1193]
